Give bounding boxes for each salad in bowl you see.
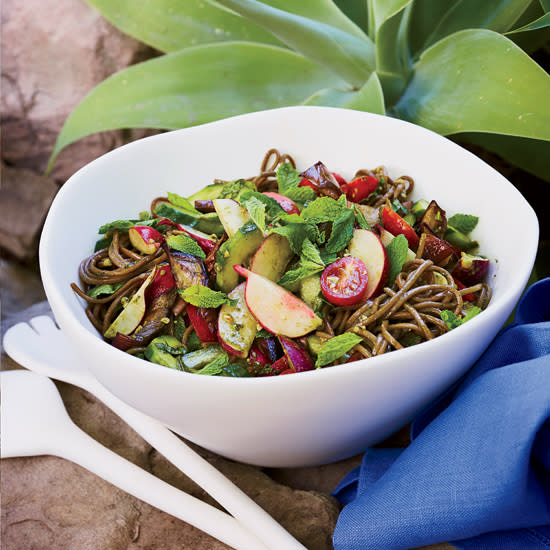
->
[72,148,492,378]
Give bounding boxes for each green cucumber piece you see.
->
[216,223,264,293]
[154,202,223,235]
[299,275,323,311]
[445,226,479,251]
[188,182,226,202]
[182,345,224,369]
[145,335,184,370]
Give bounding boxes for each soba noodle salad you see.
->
[72,149,492,377]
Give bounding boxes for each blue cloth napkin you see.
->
[333,278,550,550]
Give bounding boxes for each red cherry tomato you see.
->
[453,277,476,302]
[299,177,318,193]
[332,172,348,187]
[320,257,369,306]
[342,175,379,203]
[382,205,420,251]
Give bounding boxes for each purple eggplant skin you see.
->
[417,200,447,238]
[163,245,208,291]
[300,161,343,199]
[111,288,177,350]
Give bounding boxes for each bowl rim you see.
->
[39,105,540,388]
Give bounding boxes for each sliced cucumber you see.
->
[299,274,323,311]
[216,223,264,292]
[182,345,224,370]
[145,335,184,370]
[188,182,226,202]
[213,199,251,238]
[154,201,223,235]
[249,233,294,282]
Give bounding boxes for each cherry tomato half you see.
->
[320,257,369,306]
[341,175,379,203]
[382,205,420,251]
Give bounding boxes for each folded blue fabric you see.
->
[333,278,550,550]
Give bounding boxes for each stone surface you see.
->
[1,0,158,182]
[0,164,59,261]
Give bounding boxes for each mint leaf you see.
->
[86,282,124,299]
[441,306,482,330]
[315,333,363,367]
[278,265,323,288]
[301,196,345,223]
[94,235,112,251]
[276,162,301,194]
[284,186,316,204]
[219,179,255,199]
[180,285,235,308]
[301,238,324,268]
[98,218,158,234]
[166,234,206,259]
[448,213,479,235]
[325,208,354,253]
[238,189,285,218]
[271,215,320,255]
[167,192,198,212]
[243,196,266,232]
[195,352,230,375]
[386,234,409,285]
[354,206,371,230]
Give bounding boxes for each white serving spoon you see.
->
[3,316,306,550]
[1,370,265,550]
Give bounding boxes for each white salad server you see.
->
[2,316,306,550]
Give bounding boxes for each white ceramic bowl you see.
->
[40,106,538,467]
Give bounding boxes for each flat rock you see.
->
[0,164,59,261]
[1,0,158,181]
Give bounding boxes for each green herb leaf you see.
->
[325,208,355,253]
[173,315,187,341]
[301,238,324,268]
[301,196,345,223]
[255,328,272,339]
[441,306,482,330]
[276,162,302,195]
[195,352,230,375]
[315,333,363,367]
[166,234,206,259]
[180,285,236,308]
[271,215,320,254]
[447,213,479,235]
[243,196,266,232]
[98,218,158,234]
[238,189,286,218]
[354,205,371,230]
[86,282,124,299]
[94,236,113,251]
[167,192,198,212]
[386,234,409,285]
[278,265,322,288]
[284,186,317,203]
[139,211,152,220]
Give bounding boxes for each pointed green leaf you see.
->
[393,30,550,140]
[540,0,550,11]
[375,2,413,102]
[508,1,549,52]
[84,0,281,52]
[422,0,532,49]
[371,0,412,32]
[457,132,550,182]
[333,0,369,33]
[302,73,385,115]
[407,0,456,59]
[506,10,550,32]
[343,72,386,114]
[212,0,375,87]
[49,43,345,167]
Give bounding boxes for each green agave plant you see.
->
[50,0,550,181]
